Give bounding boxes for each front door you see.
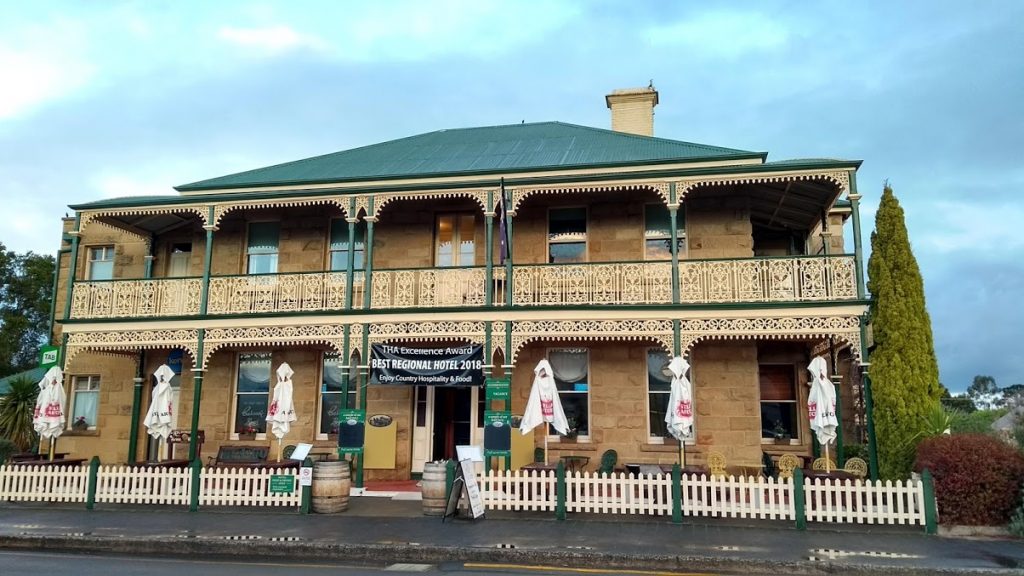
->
[411,385,481,473]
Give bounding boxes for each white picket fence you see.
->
[476,470,927,526]
[0,464,299,509]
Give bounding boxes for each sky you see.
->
[1,1,1021,393]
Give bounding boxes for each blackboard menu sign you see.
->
[484,411,511,453]
[337,408,365,454]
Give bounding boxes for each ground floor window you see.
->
[759,364,799,441]
[321,352,358,435]
[548,348,589,437]
[235,353,271,435]
[71,375,100,430]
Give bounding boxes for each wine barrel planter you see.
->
[421,461,448,516]
[312,460,350,513]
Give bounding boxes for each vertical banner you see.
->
[370,344,484,386]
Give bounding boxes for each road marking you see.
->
[384,563,433,572]
[463,563,715,576]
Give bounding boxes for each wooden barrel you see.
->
[312,461,350,513]
[421,461,448,516]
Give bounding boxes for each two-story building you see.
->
[50,87,877,484]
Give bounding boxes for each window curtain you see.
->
[238,355,271,392]
[247,222,279,254]
[646,350,672,383]
[549,350,588,383]
[73,391,98,426]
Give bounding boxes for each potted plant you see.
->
[72,416,89,432]
[563,416,580,442]
[238,423,258,440]
[772,421,790,443]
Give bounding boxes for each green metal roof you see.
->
[0,366,45,394]
[175,121,765,191]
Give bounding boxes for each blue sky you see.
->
[1,1,1021,392]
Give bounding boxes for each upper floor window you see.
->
[548,207,587,264]
[644,204,685,260]
[548,348,589,438]
[247,222,279,274]
[87,246,114,280]
[436,213,476,267]
[71,375,100,430]
[234,353,271,436]
[329,219,366,272]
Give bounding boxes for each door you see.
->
[168,243,192,277]
[411,386,434,473]
[411,385,482,473]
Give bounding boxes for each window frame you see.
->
[645,348,696,444]
[434,212,477,267]
[245,221,280,275]
[547,206,588,264]
[317,351,358,439]
[546,347,591,442]
[86,245,115,280]
[232,352,272,440]
[643,203,686,261]
[70,375,101,431]
[758,363,801,444]
[328,218,366,272]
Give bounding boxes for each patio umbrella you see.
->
[267,362,297,462]
[143,364,175,461]
[664,356,693,467]
[33,366,66,460]
[519,359,569,465]
[807,356,838,472]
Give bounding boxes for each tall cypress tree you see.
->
[867,185,941,478]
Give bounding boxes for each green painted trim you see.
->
[300,457,313,514]
[189,458,202,512]
[671,463,682,524]
[73,275,204,283]
[357,323,369,489]
[484,321,492,373]
[485,191,494,306]
[143,239,155,278]
[61,214,81,322]
[345,216,356,311]
[127,354,144,465]
[922,469,938,534]
[860,316,879,481]
[341,325,351,409]
[445,459,455,503]
[834,376,844,468]
[504,188,513,308]
[188,329,205,462]
[672,319,681,356]
[849,174,867,299]
[669,203,680,305]
[48,247,70,342]
[555,461,566,521]
[199,210,214,315]
[361,197,376,312]
[793,467,806,530]
[86,456,100,510]
[504,321,512,365]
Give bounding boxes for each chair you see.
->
[812,457,837,471]
[598,449,618,475]
[843,457,868,478]
[534,447,545,463]
[283,444,297,460]
[707,451,727,478]
[777,454,801,479]
[761,452,777,478]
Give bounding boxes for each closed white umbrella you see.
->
[664,356,693,466]
[807,356,838,472]
[267,362,297,462]
[33,367,66,460]
[143,364,175,460]
[519,359,569,465]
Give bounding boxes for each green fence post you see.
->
[922,469,938,534]
[189,458,202,512]
[445,459,455,502]
[556,461,566,521]
[671,463,682,524]
[793,467,806,531]
[85,456,99,510]
[300,457,313,515]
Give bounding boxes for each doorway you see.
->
[431,387,473,461]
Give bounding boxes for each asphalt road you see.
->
[0,550,722,576]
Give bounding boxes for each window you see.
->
[321,352,358,435]
[548,207,587,263]
[646,349,673,440]
[548,348,589,437]
[71,375,100,430]
[87,246,115,280]
[168,243,192,277]
[760,364,799,441]
[644,204,685,260]
[435,213,476,267]
[329,219,366,271]
[234,353,271,435]
[246,222,279,274]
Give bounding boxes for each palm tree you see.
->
[0,377,39,452]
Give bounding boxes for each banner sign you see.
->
[370,344,484,386]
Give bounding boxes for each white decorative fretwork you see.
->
[367,321,486,345]
[78,206,209,237]
[509,181,670,214]
[203,324,347,367]
[206,272,348,315]
[511,320,674,362]
[678,315,863,362]
[212,197,347,227]
[675,170,852,203]
[65,329,199,367]
[370,189,489,218]
[70,278,202,320]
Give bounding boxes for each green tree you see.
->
[939,383,976,413]
[0,376,39,451]
[0,242,55,378]
[967,375,1002,410]
[867,185,941,478]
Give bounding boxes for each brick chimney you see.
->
[605,85,659,136]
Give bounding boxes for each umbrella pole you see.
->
[277,438,282,463]
[48,438,55,462]
[824,443,831,473]
[678,438,684,468]
[544,435,549,465]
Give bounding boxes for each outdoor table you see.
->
[10,458,86,467]
[11,452,69,462]
[560,455,590,473]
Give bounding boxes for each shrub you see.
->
[952,409,1005,435]
[0,438,16,464]
[1010,486,1024,538]
[844,443,868,461]
[915,434,1024,525]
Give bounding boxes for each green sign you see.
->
[337,409,366,455]
[484,411,510,427]
[269,475,294,493]
[485,378,510,401]
[39,346,60,370]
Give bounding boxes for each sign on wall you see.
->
[370,344,484,386]
[39,345,59,370]
[337,409,365,454]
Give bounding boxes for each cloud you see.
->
[0,35,93,120]
[644,10,791,59]
[917,200,1024,257]
[217,25,328,54]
